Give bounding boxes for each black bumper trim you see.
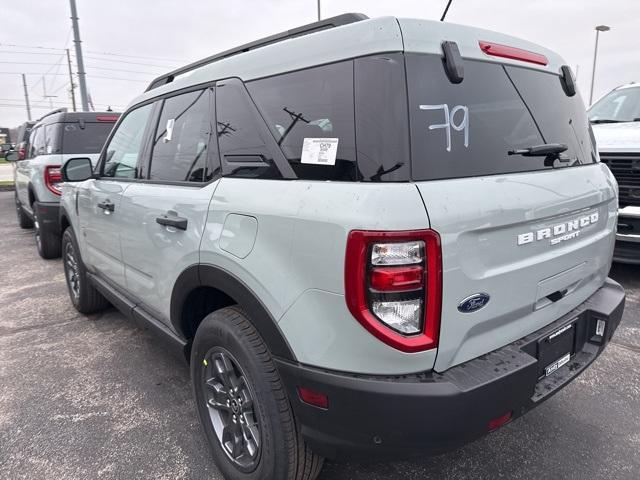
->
[34,201,61,235]
[276,278,625,459]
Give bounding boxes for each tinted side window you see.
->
[354,54,410,182]
[247,61,357,181]
[102,104,153,179]
[28,126,46,158]
[149,89,214,182]
[61,122,116,155]
[216,78,282,179]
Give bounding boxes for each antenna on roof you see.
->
[440,0,453,21]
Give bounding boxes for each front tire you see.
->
[34,205,61,259]
[62,227,110,314]
[191,306,323,480]
[15,194,33,229]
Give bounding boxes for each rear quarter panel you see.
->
[200,178,437,375]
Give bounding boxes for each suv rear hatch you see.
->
[399,21,618,371]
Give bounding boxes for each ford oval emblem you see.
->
[458,293,490,313]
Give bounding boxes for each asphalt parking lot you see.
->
[0,190,638,480]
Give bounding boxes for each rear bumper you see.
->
[34,201,60,235]
[614,206,640,264]
[277,278,625,459]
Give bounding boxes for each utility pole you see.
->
[317,0,321,21]
[589,25,611,105]
[21,74,32,121]
[66,48,77,112]
[69,0,89,111]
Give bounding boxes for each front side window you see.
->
[149,89,214,183]
[247,61,357,181]
[102,103,153,179]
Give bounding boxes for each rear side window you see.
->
[28,125,58,157]
[61,121,116,155]
[149,89,214,183]
[103,104,153,179]
[406,54,595,181]
[216,78,283,179]
[247,61,357,181]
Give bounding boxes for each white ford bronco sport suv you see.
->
[589,83,640,264]
[58,14,625,480]
[6,109,119,259]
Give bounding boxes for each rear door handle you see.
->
[97,200,115,213]
[156,214,188,231]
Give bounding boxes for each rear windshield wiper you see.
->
[508,143,568,157]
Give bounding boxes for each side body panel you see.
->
[200,178,436,375]
[119,182,217,323]
[76,179,130,288]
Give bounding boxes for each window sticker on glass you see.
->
[163,118,175,143]
[300,138,339,166]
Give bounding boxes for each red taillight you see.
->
[298,387,329,409]
[18,147,26,160]
[479,41,548,66]
[488,411,513,431]
[96,115,119,122]
[370,266,423,292]
[44,165,62,195]
[344,229,442,353]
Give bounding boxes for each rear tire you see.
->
[34,206,61,259]
[62,227,110,314]
[191,306,324,480]
[15,194,33,229]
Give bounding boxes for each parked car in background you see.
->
[6,109,119,259]
[589,83,640,264]
[58,14,625,480]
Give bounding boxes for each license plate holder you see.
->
[538,321,576,378]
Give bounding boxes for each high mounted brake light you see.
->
[96,115,119,122]
[345,229,442,352]
[44,165,62,196]
[479,41,548,66]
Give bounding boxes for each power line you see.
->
[86,74,149,83]
[84,64,159,76]
[84,49,185,63]
[0,50,68,56]
[0,43,65,51]
[79,55,178,69]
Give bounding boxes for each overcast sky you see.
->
[1,0,638,129]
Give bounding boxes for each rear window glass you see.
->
[61,121,115,154]
[406,54,595,181]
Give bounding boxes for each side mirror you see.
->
[62,157,94,182]
[5,151,19,162]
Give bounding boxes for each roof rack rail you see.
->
[145,12,369,92]
[37,107,68,121]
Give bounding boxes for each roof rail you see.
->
[145,13,369,92]
[37,107,68,122]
